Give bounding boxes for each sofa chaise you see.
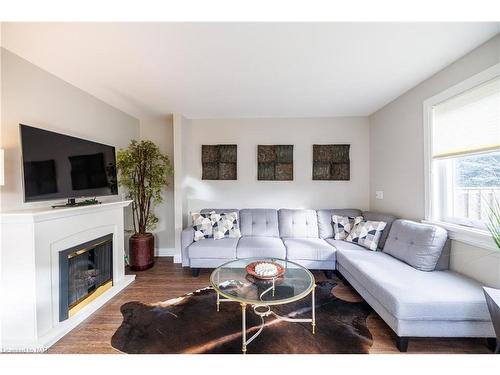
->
[181,208,496,351]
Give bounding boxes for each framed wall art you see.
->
[257,145,293,181]
[201,144,237,180]
[312,144,350,180]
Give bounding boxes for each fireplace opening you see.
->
[59,234,113,321]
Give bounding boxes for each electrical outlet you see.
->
[375,191,384,200]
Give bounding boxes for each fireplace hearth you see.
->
[59,234,113,321]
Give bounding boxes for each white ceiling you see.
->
[2,22,499,120]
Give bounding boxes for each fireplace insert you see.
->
[59,234,113,321]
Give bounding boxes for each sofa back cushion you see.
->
[435,238,451,270]
[362,211,397,249]
[383,219,448,271]
[278,209,319,238]
[317,209,362,239]
[239,209,280,237]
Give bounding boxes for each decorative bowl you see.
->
[246,261,285,280]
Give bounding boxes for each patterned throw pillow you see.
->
[345,220,387,251]
[331,215,363,240]
[212,212,242,240]
[191,211,216,242]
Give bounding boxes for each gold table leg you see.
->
[216,292,220,312]
[241,303,247,354]
[312,284,316,334]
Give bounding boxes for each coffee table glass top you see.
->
[210,258,315,305]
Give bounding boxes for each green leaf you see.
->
[116,140,173,234]
[486,195,500,251]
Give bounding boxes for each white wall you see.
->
[173,114,189,263]
[181,117,370,216]
[450,241,500,288]
[139,116,175,253]
[0,48,140,211]
[369,34,500,287]
[369,34,499,219]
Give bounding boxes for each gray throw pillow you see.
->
[331,215,363,240]
[362,211,397,249]
[212,212,242,240]
[191,211,216,241]
[383,220,448,271]
[345,220,387,251]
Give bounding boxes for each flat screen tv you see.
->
[20,124,118,203]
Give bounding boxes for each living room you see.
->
[0,1,499,373]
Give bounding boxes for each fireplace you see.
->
[59,234,113,321]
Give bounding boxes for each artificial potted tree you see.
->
[117,140,173,271]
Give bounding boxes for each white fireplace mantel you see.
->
[0,200,135,351]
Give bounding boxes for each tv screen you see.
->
[20,124,118,202]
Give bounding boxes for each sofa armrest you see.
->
[181,227,195,267]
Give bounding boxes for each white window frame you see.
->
[423,63,500,251]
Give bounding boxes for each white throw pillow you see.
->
[212,212,241,240]
[191,211,216,242]
[345,220,387,251]
[331,215,363,240]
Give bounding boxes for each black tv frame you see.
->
[19,124,119,206]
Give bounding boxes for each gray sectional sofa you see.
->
[181,208,495,351]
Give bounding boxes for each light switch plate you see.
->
[375,191,384,200]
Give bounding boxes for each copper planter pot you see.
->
[129,233,154,271]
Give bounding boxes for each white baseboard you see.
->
[156,247,175,256]
[156,248,182,264]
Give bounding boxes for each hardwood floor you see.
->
[48,257,490,354]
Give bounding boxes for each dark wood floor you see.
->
[48,257,490,354]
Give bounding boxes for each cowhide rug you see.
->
[111,280,373,354]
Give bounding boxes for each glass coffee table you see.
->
[210,258,316,354]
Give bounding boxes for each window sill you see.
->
[422,220,497,251]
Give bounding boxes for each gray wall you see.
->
[182,117,370,214]
[0,48,140,211]
[139,116,175,252]
[369,34,500,287]
[369,34,499,219]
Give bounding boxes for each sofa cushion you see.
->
[325,238,366,251]
[278,209,319,238]
[336,250,490,321]
[188,237,239,259]
[435,239,451,271]
[284,238,335,261]
[237,236,286,258]
[239,209,280,237]
[317,209,363,239]
[362,211,397,249]
[383,220,447,272]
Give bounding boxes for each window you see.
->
[425,67,500,232]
